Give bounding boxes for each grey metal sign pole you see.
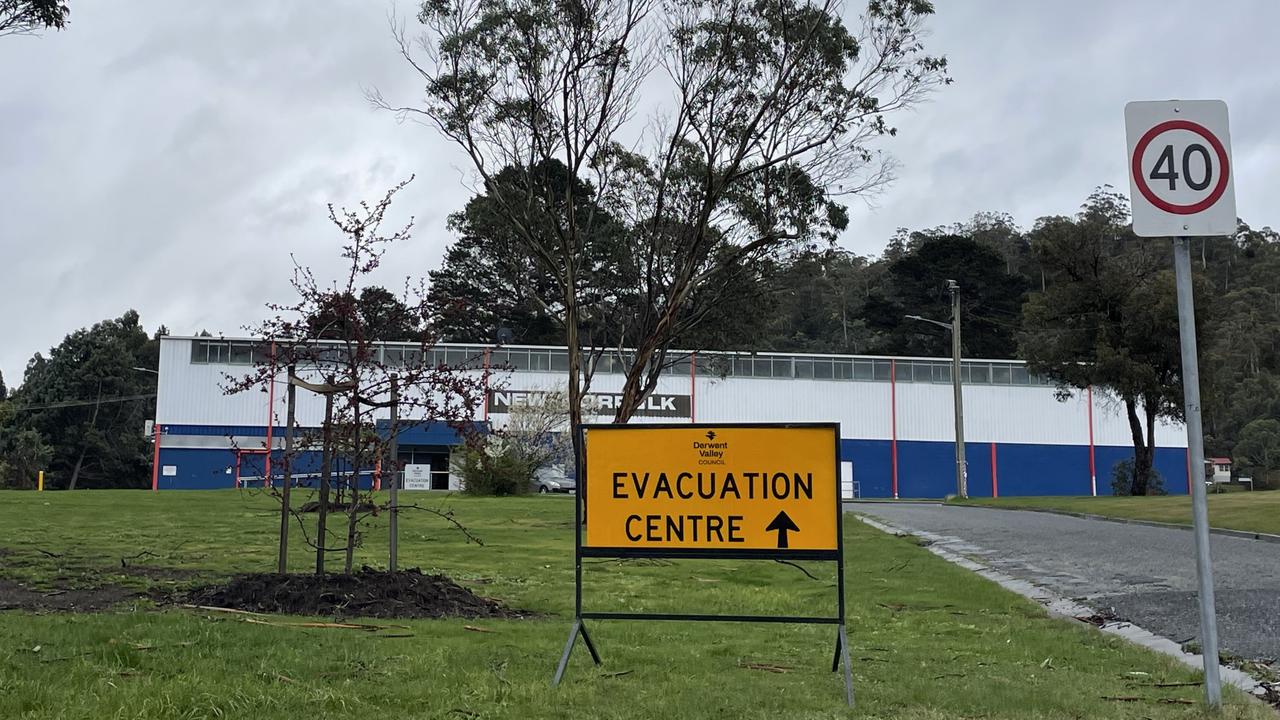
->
[1172,236,1222,708]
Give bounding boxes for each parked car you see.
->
[531,466,575,494]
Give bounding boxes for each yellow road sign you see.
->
[583,424,839,553]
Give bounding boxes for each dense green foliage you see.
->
[0,0,69,36]
[4,190,1278,492]
[454,444,534,496]
[0,311,160,489]
[434,184,1280,486]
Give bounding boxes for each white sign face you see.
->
[404,463,432,490]
[162,465,177,477]
[1125,100,1236,237]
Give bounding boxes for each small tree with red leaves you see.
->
[226,178,488,575]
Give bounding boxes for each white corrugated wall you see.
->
[157,337,1187,449]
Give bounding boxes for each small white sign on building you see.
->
[404,463,433,490]
[1125,99,1236,238]
[162,465,177,477]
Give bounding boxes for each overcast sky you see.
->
[3,1,1278,384]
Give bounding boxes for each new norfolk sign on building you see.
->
[487,389,691,419]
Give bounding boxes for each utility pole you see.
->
[904,278,967,498]
[949,280,967,498]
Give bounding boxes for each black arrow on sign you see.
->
[764,510,800,549]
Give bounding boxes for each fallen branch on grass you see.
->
[181,604,268,616]
[240,618,407,632]
[120,550,159,567]
[773,559,820,581]
[737,661,792,673]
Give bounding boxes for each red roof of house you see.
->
[1208,457,1232,465]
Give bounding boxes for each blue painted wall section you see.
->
[159,422,1189,495]
[839,439,1188,499]
[155,422,468,490]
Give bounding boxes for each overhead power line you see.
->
[9,393,157,412]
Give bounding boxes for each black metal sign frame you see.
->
[550,422,853,706]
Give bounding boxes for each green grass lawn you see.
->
[0,490,1269,719]
[949,491,1280,536]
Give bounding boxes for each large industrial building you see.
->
[153,335,1193,497]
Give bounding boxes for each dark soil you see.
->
[183,567,528,620]
[0,578,140,612]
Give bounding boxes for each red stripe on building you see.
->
[990,442,998,498]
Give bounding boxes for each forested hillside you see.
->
[430,185,1280,485]
[3,189,1277,489]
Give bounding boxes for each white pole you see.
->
[949,281,967,498]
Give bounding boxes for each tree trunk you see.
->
[315,393,334,575]
[344,393,361,574]
[68,383,104,491]
[67,445,88,492]
[564,290,586,524]
[277,367,297,574]
[1144,402,1158,494]
[1123,396,1151,496]
[388,375,400,572]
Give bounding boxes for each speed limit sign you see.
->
[1125,100,1236,237]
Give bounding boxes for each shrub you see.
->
[455,442,534,496]
[1110,458,1166,496]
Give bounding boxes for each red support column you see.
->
[890,359,899,500]
[1087,385,1097,496]
[150,423,162,492]
[990,442,998,498]
[234,451,242,489]
[689,352,697,423]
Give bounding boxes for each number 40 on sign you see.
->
[1124,100,1236,238]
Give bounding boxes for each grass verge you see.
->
[0,490,1269,719]
[948,491,1280,536]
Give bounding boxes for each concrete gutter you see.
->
[852,512,1268,702]
[947,502,1280,545]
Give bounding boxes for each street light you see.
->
[132,367,158,375]
[904,279,967,498]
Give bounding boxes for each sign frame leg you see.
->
[551,618,602,686]
[834,624,854,707]
[551,428,602,687]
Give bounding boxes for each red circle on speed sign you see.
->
[1130,119,1231,215]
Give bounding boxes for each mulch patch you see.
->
[0,578,140,612]
[182,567,529,620]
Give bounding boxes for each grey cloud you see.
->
[2,0,1279,383]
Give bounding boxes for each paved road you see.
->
[849,503,1280,662]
